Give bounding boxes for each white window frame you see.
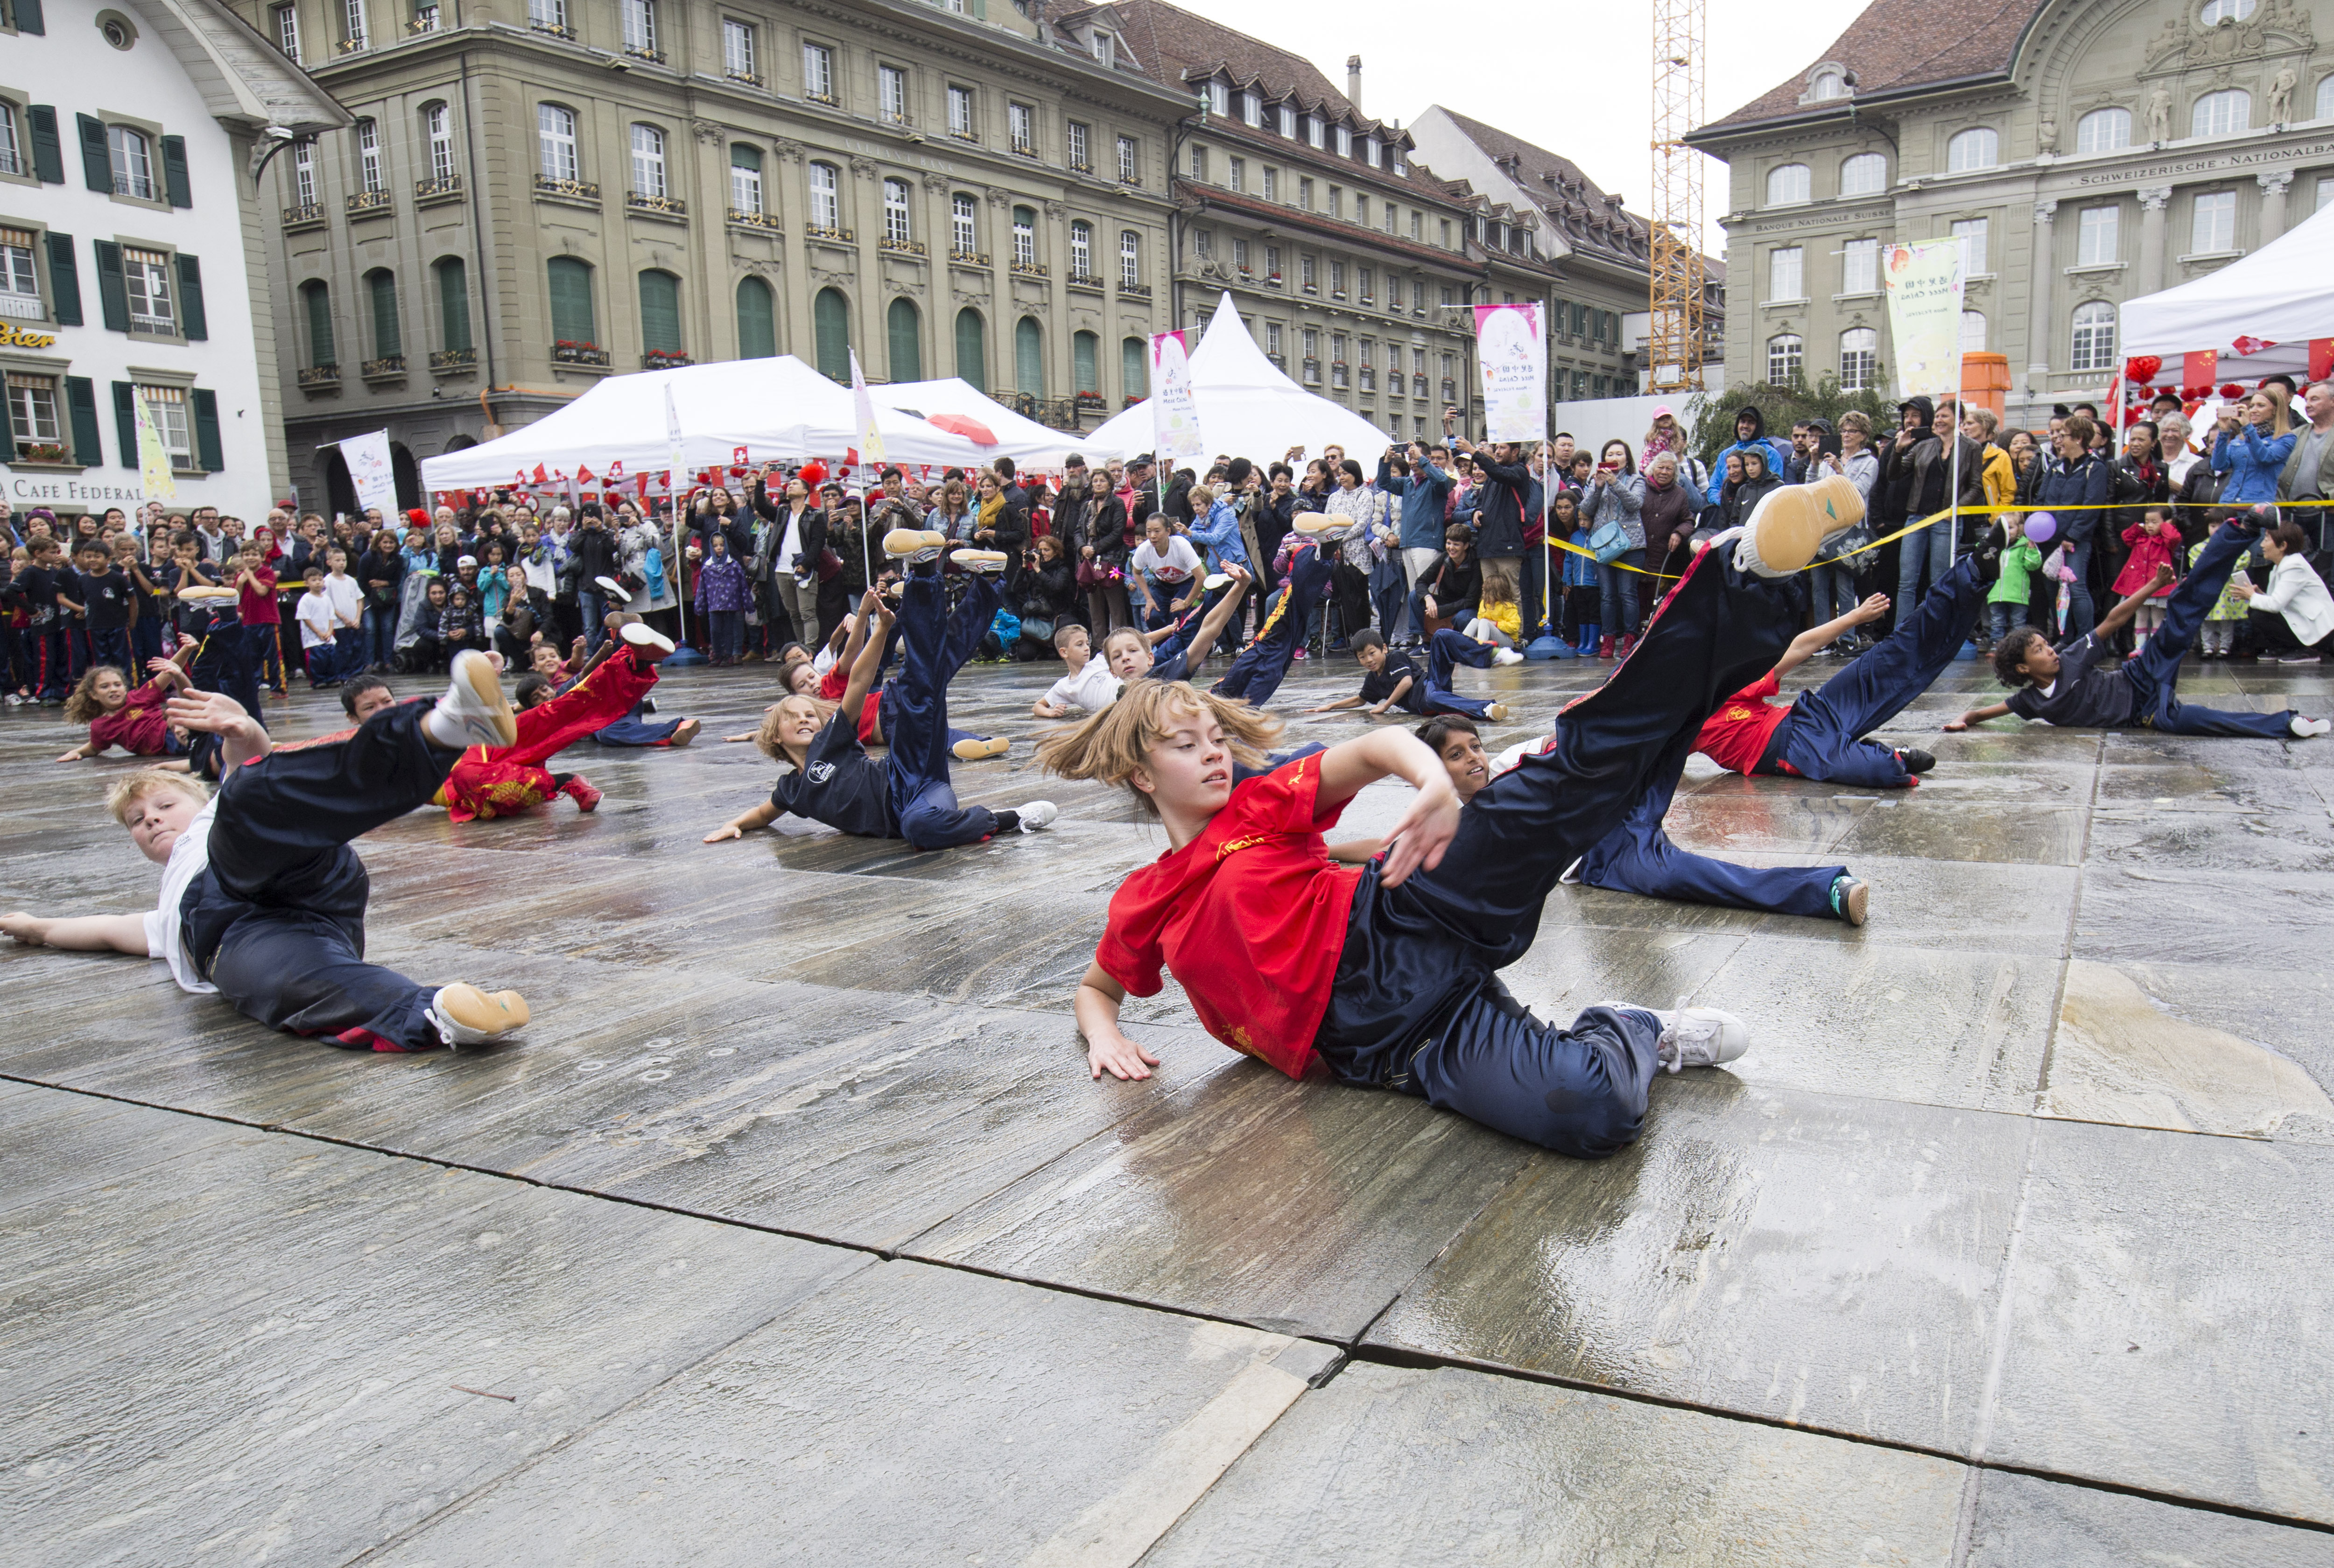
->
[882,177,912,245]
[2191,90,2250,139]
[538,104,578,182]
[2191,189,2236,253]
[1116,134,1137,182]
[2200,0,2256,23]
[1839,327,1877,391]
[109,125,156,201]
[123,246,176,335]
[808,162,839,229]
[2070,300,2116,373]
[952,193,977,255]
[1067,120,1090,170]
[1960,309,1987,353]
[802,42,835,103]
[1841,236,1877,295]
[621,0,655,55]
[1840,153,1885,196]
[1765,163,1810,206]
[1070,220,1092,277]
[527,0,563,29]
[1012,210,1035,267]
[140,384,192,467]
[1304,114,1323,149]
[274,2,301,60]
[879,65,908,124]
[6,372,62,446]
[425,105,455,183]
[730,151,763,216]
[293,141,316,204]
[1768,245,1804,302]
[1240,91,1260,127]
[1009,101,1035,155]
[723,19,756,79]
[355,120,382,194]
[630,123,667,199]
[1336,125,1352,157]
[2076,107,2130,154]
[949,85,977,140]
[2077,204,2119,267]
[343,0,367,48]
[1767,333,1803,382]
[1953,217,1990,276]
[1119,229,1139,287]
[1207,81,1228,117]
[1946,127,1998,172]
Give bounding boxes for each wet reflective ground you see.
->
[6,647,2332,1566]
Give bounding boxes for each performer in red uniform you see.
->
[433,626,671,821]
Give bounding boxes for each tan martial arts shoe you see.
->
[668,717,702,747]
[621,622,676,659]
[175,585,237,602]
[953,736,1010,761]
[427,984,530,1049]
[1485,703,1511,722]
[1732,471,1865,578]
[884,528,948,560]
[426,650,518,750]
[1292,514,1352,536]
[953,549,1009,573]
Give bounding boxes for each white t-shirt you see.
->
[296,589,335,648]
[1045,656,1124,713]
[776,507,808,574]
[323,572,363,627]
[143,797,219,995]
[1132,536,1201,583]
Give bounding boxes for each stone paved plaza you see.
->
[4,644,2332,1566]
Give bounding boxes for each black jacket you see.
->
[750,483,830,581]
[1465,450,1532,557]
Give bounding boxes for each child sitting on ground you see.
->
[1307,627,1515,722]
[1032,622,1122,717]
[1466,562,1523,648]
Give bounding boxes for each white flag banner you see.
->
[1149,330,1205,462]
[850,351,887,466]
[1882,239,1966,398]
[1472,302,1546,443]
[131,392,177,503]
[338,430,397,519]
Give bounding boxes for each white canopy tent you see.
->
[1087,292,1397,465]
[872,378,1124,467]
[418,356,987,490]
[2120,199,2334,383]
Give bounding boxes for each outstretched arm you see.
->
[1073,962,1159,1082]
[166,690,271,769]
[1,912,153,953]
[1174,568,1252,671]
[703,800,780,842]
[1777,592,1889,677]
[837,588,892,719]
[1313,727,1460,888]
[2095,564,2176,639]
[1944,701,2014,731]
[1308,692,1365,713]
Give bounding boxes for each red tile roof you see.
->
[1698,0,2041,134]
[1429,107,1653,270]
[1101,0,1396,138]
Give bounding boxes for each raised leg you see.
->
[1798,553,1986,743]
[884,572,1000,846]
[1213,544,1332,704]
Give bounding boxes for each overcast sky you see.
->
[1160,0,1875,251]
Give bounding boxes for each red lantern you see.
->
[2123,355,2163,384]
[2221,383,2244,399]
[800,459,828,487]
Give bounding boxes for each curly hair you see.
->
[1035,680,1281,816]
[63,664,128,726]
[1991,627,2050,687]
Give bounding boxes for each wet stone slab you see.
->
[1961,1470,2334,1568]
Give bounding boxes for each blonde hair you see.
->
[1035,680,1280,814]
[756,693,834,760]
[64,664,129,725]
[2255,387,2295,438]
[1188,484,1216,510]
[1480,561,1518,605]
[107,768,208,825]
[1101,626,1149,660]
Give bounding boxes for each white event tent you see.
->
[1087,292,1397,464]
[418,355,988,490]
[872,378,1124,467]
[2120,198,2334,385]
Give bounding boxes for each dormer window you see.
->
[1090,31,1115,69]
[1802,64,1853,105]
[1207,80,1229,116]
[1240,91,1260,126]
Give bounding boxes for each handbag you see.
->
[814,546,842,582]
[1587,519,1629,564]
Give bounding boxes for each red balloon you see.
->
[2123,355,2163,383]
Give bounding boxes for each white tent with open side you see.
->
[1086,292,1397,466]
[2120,198,2334,384]
[871,378,1124,468]
[418,356,988,491]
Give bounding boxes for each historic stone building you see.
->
[1691,0,2334,424]
[224,0,1191,508]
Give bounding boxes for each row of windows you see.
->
[1763,220,1990,302]
[1183,232,1455,310]
[1186,144,1452,246]
[0,224,210,342]
[0,99,194,209]
[2,373,222,473]
[1761,305,2118,390]
[296,256,470,368]
[1194,75,1408,176]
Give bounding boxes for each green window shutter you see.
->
[191,388,223,472]
[735,276,774,359]
[174,253,206,339]
[14,0,46,32]
[547,257,595,345]
[66,378,101,464]
[111,381,137,468]
[436,258,472,352]
[302,281,335,366]
[161,135,191,207]
[954,308,985,393]
[1014,316,1042,396]
[1122,337,1145,398]
[0,402,14,462]
[638,270,680,354]
[28,106,64,183]
[368,270,401,357]
[77,113,112,192]
[812,287,848,382]
[92,239,128,331]
[886,296,920,381]
[45,233,81,325]
[1072,330,1097,394]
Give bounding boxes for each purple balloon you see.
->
[2025,512,2058,544]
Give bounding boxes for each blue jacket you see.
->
[2032,452,2112,544]
[2210,424,2299,506]
[1187,498,1251,573]
[1377,453,1455,550]
[1704,438,1792,506]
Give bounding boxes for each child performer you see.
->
[1031,570,1253,717]
[1952,516,2331,739]
[433,625,673,821]
[2,652,533,1053]
[1307,627,1517,723]
[57,657,194,764]
[704,548,1059,849]
[1040,494,1868,1158]
[1209,534,1336,708]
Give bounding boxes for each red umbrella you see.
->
[926,413,999,446]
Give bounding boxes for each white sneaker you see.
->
[1605,998,1751,1073]
[593,575,629,600]
[2292,715,2331,738]
[1015,799,1059,832]
[425,984,529,1049]
[621,622,675,656]
[427,650,517,750]
[1492,647,1525,667]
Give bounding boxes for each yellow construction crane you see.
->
[1648,0,1706,392]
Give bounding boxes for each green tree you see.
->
[1685,371,1898,464]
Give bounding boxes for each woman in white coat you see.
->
[2235,519,2334,663]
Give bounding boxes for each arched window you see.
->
[2192,90,2250,138]
[808,162,840,231]
[882,178,912,246]
[1765,163,1810,205]
[1015,316,1043,394]
[955,307,986,392]
[951,193,977,257]
[364,268,401,360]
[1122,336,1146,399]
[433,256,471,353]
[887,296,921,381]
[423,104,455,183]
[2076,107,2131,154]
[1960,310,1987,353]
[1011,205,1036,267]
[730,144,763,217]
[1946,127,1998,171]
[547,255,595,345]
[301,279,336,367]
[2318,74,2334,122]
[1838,327,1877,391]
[639,269,681,355]
[2069,300,2116,373]
[106,123,156,199]
[631,124,667,198]
[2200,0,2256,21]
[1839,153,1886,196]
[736,276,776,359]
[1766,333,1803,383]
[1072,330,1099,394]
[537,104,578,182]
[1809,68,1847,101]
[1119,229,1141,288]
[813,287,849,381]
[1069,220,1093,280]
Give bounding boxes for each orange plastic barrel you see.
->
[1961,352,2010,417]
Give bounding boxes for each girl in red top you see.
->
[1041,537,1810,1159]
[57,658,194,763]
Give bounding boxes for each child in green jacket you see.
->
[1987,523,2045,645]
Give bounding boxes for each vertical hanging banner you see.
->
[1471,302,1546,442]
[1149,330,1205,464]
[338,429,398,518]
[1882,239,1966,397]
[131,392,177,502]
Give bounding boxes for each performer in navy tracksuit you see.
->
[1310,627,1515,723]
[1212,540,1335,707]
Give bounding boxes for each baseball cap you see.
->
[457,554,478,567]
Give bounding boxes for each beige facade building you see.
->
[1692,0,2334,426]
[224,0,1192,507]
